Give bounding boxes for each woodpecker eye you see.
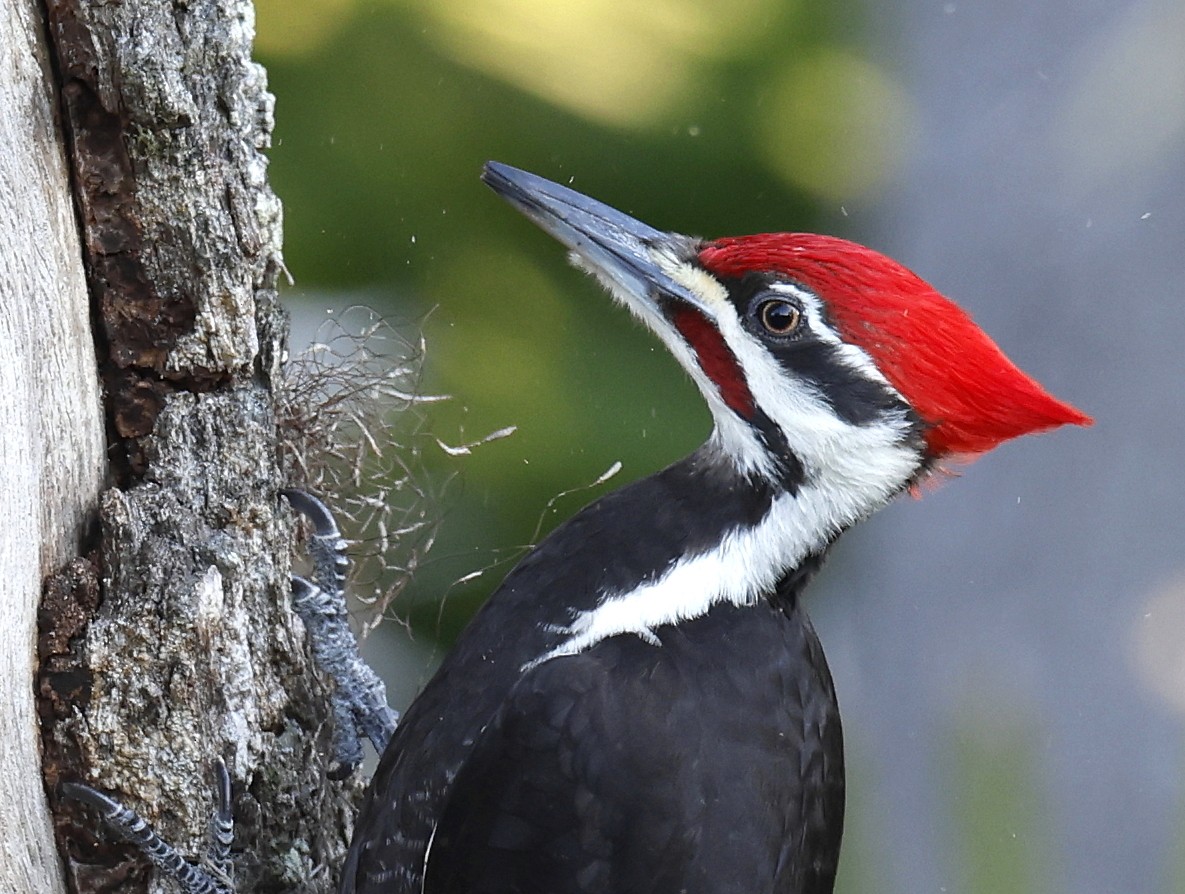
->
[757,299,802,336]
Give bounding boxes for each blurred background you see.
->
[255,0,1185,891]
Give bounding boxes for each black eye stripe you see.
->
[706,269,918,431]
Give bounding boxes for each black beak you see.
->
[481,162,716,320]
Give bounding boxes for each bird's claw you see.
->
[63,490,397,889]
[61,759,235,894]
[282,488,399,774]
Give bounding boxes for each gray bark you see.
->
[0,1,105,891]
[12,0,355,892]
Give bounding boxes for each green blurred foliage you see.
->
[257,0,915,641]
[946,706,1052,894]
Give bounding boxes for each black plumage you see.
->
[426,599,843,894]
[340,454,842,894]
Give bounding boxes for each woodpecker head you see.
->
[482,162,1090,532]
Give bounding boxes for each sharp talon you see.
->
[214,759,231,818]
[282,488,399,770]
[280,488,339,538]
[283,488,350,606]
[290,575,347,623]
[208,758,234,879]
[61,781,122,815]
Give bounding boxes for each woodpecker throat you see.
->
[337,163,1091,894]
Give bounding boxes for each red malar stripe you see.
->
[671,307,755,419]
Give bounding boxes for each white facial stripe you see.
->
[528,489,806,666]
[652,258,918,488]
[766,282,901,395]
[583,244,919,488]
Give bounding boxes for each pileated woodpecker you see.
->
[340,163,1090,894]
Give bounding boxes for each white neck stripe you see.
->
[526,433,915,669]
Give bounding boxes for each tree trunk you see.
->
[0,1,104,891]
[0,0,354,891]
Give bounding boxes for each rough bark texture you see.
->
[27,1,356,892]
[0,1,105,891]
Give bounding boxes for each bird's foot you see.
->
[61,759,234,894]
[63,489,397,887]
[282,488,398,776]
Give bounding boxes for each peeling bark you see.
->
[15,0,354,891]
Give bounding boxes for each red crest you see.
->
[700,234,1092,456]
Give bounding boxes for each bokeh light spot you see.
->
[256,0,357,56]
[1130,571,1185,715]
[412,0,782,127]
[755,47,916,201]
